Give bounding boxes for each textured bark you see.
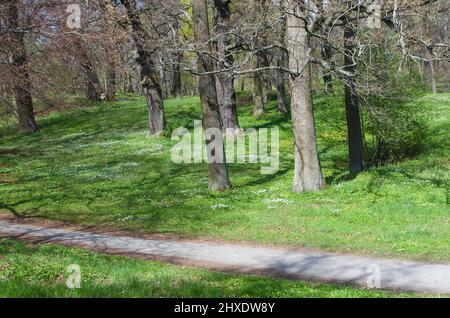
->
[105,62,116,101]
[120,0,165,136]
[6,1,37,133]
[252,70,265,116]
[171,53,183,98]
[427,60,437,94]
[287,2,325,192]
[81,59,101,101]
[276,74,287,114]
[121,69,134,93]
[344,24,365,174]
[252,0,269,116]
[193,0,232,191]
[99,1,117,101]
[321,43,333,94]
[276,4,288,115]
[213,0,240,131]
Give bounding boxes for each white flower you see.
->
[264,198,291,204]
[211,204,230,210]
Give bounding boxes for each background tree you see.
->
[213,0,240,132]
[192,0,232,191]
[286,0,326,192]
[119,0,166,136]
[1,0,38,133]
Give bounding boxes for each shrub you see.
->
[363,94,428,166]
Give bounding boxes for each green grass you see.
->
[0,238,420,297]
[0,92,449,262]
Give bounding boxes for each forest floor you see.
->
[0,92,449,264]
[0,219,449,296]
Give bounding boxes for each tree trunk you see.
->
[6,1,38,133]
[428,60,437,94]
[122,69,134,93]
[287,1,325,192]
[213,0,240,132]
[321,43,333,94]
[193,0,232,191]
[99,1,116,101]
[105,61,116,101]
[120,0,165,136]
[276,4,288,114]
[81,60,101,101]
[252,0,270,117]
[171,53,183,98]
[253,69,265,116]
[344,24,365,174]
[276,71,287,114]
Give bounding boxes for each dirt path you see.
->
[0,220,449,295]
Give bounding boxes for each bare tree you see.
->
[275,2,288,114]
[213,0,240,132]
[343,5,365,174]
[171,52,183,98]
[120,0,166,136]
[99,1,120,101]
[2,0,38,133]
[252,0,270,117]
[287,0,325,192]
[192,0,232,191]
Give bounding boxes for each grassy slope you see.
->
[0,238,420,297]
[0,93,449,262]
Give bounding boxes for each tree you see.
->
[321,43,333,94]
[99,1,120,101]
[252,0,269,117]
[120,0,166,136]
[213,0,240,132]
[171,52,183,98]
[192,0,232,191]
[286,0,325,192]
[78,44,102,101]
[343,9,365,174]
[275,2,288,114]
[4,0,38,133]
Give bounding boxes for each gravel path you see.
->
[0,221,449,295]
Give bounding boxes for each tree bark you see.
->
[6,0,38,133]
[122,69,134,93]
[171,53,183,98]
[427,60,438,94]
[343,24,365,174]
[81,59,101,101]
[276,4,288,114]
[287,1,325,192]
[105,61,116,101]
[99,1,117,101]
[253,68,265,116]
[321,43,333,94]
[252,0,270,117]
[213,0,240,132]
[276,71,287,114]
[193,0,232,191]
[120,0,165,136]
